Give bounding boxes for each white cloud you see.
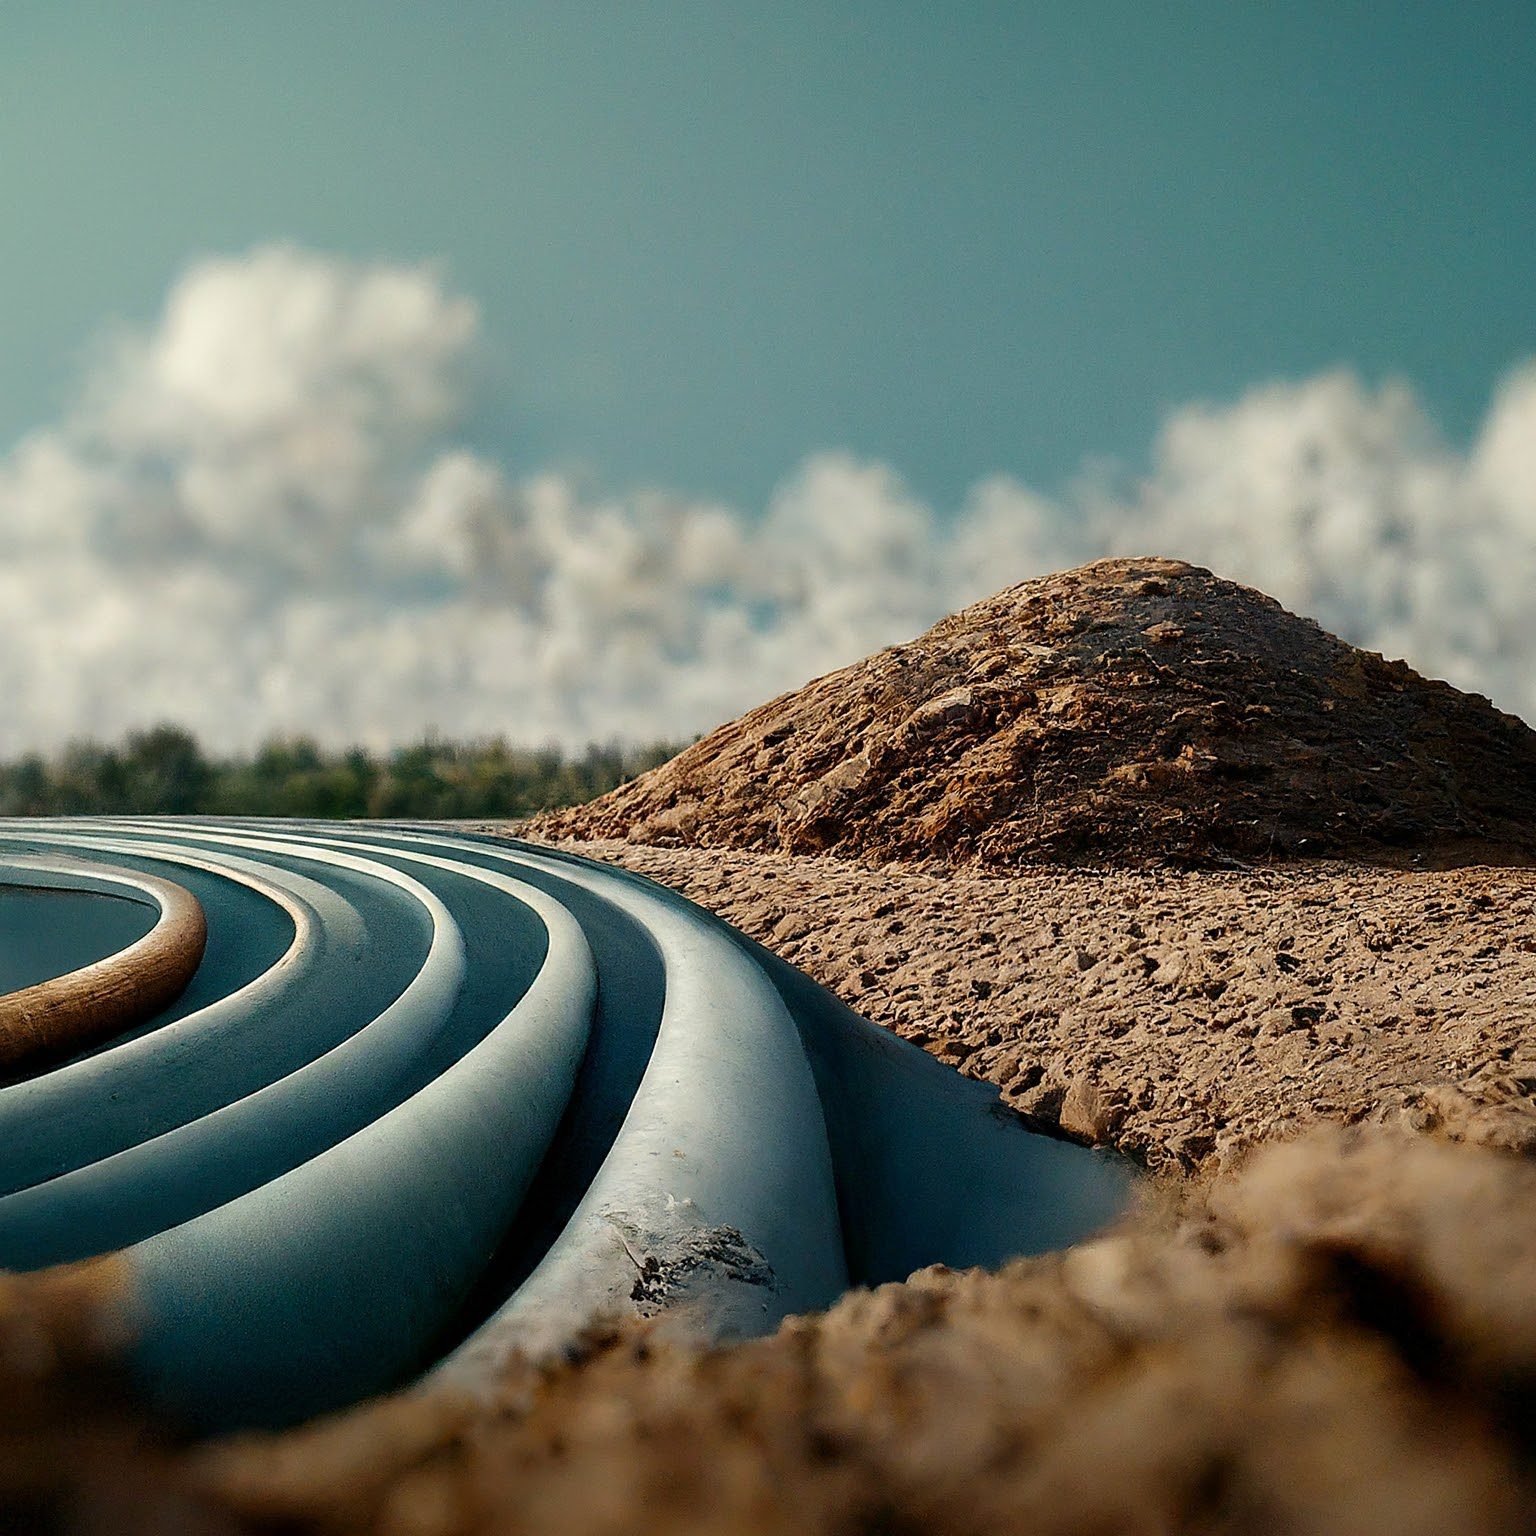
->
[1096,367,1536,708]
[0,243,1533,752]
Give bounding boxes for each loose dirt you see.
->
[539,840,1536,1173]
[539,558,1536,868]
[11,558,1536,1534]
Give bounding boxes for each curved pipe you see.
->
[227,824,848,1365]
[416,837,849,1382]
[0,817,1133,1433]
[0,833,356,1188]
[122,833,596,1428]
[0,835,466,1267]
[0,856,206,1073]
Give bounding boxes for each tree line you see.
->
[0,725,681,820]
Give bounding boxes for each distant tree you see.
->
[120,726,212,814]
[0,727,682,819]
[0,755,50,815]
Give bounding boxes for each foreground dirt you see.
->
[529,839,1536,1173]
[189,1130,1536,1536]
[11,1132,1536,1536]
[0,1258,217,1536]
[539,559,1536,869]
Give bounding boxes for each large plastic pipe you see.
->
[0,817,1132,1433]
[385,836,849,1381]
[122,834,596,1428]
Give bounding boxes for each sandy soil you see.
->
[523,838,1536,1173]
[11,562,1536,1531]
[8,839,1536,1535]
[193,1128,1536,1536]
[112,564,1536,1531]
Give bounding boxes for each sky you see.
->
[1,2,1533,750]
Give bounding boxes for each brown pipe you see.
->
[0,868,207,1075]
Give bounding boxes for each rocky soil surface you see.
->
[539,559,1536,868]
[536,840,1536,1173]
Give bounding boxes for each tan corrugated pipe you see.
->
[0,867,206,1073]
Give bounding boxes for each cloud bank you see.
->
[2,244,1533,751]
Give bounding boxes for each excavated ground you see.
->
[11,840,1536,1536]
[539,559,1536,869]
[10,558,1536,1533]
[537,840,1536,1173]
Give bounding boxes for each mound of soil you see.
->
[539,558,1536,867]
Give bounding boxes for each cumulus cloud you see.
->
[0,242,1533,752]
[1094,368,1536,710]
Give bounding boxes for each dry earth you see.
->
[531,840,1536,1173]
[540,559,1536,869]
[10,844,1536,1536]
[154,831,1536,1536]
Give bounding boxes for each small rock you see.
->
[1015,1081,1065,1127]
[1059,1078,1119,1142]
[770,913,810,944]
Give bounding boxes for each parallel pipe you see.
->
[0,817,1133,1432]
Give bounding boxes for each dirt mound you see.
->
[539,558,1536,866]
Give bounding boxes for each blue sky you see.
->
[4,1,1531,507]
[0,2,1533,749]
